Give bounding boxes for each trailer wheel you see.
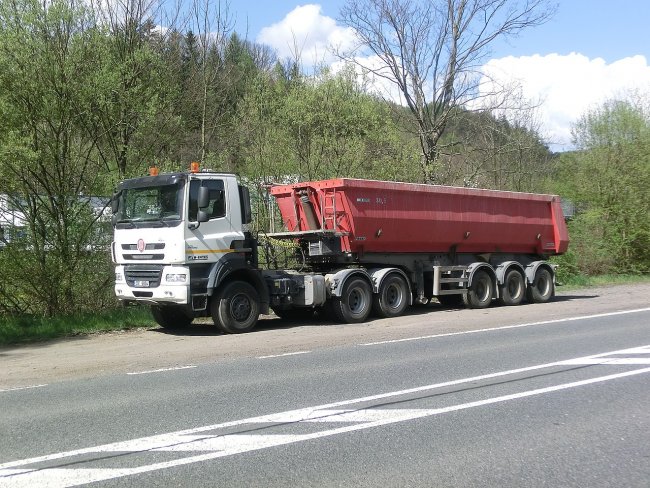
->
[332,277,372,323]
[498,269,525,306]
[463,270,494,309]
[526,267,554,303]
[212,281,260,333]
[151,305,192,329]
[372,274,409,318]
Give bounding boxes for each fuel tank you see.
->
[270,179,569,256]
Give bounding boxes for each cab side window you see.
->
[189,180,226,221]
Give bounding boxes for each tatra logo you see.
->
[137,239,145,252]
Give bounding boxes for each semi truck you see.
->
[111,166,569,333]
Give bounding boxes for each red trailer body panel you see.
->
[270,179,569,256]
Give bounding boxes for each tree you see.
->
[89,0,182,179]
[555,97,650,275]
[338,0,555,183]
[186,0,234,164]
[232,65,411,231]
[277,67,390,180]
[0,0,114,316]
[439,108,552,190]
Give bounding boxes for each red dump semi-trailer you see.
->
[270,178,569,256]
[112,171,569,333]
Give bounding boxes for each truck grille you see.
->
[122,253,165,260]
[125,265,163,288]
[122,243,166,250]
[121,243,165,261]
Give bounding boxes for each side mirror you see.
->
[197,186,210,209]
[197,209,209,223]
[239,185,252,224]
[111,192,120,214]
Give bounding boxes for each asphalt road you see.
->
[1,284,649,487]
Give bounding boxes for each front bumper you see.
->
[114,265,190,304]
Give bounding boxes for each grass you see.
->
[1,274,648,346]
[0,306,156,346]
[557,273,650,291]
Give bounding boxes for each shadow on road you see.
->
[151,292,601,338]
[552,293,599,302]
[151,300,458,338]
[0,334,91,354]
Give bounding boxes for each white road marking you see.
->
[257,351,311,359]
[126,365,196,375]
[290,408,435,423]
[561,358,650,365]
[0,384,47,394]
[1,345,649,488]
[361,307,650,346]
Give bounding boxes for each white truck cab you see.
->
[111,169,267,332]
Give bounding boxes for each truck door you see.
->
[186,179,238,263]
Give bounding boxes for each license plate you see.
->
[134,280,150,287]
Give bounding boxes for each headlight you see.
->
[115,272,124,282]
[165,273,187,283]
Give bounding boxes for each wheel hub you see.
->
[231,294,251,321]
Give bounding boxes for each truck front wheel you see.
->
[212,281,260,334]
[332,277,372,323]
[151,305,193,329]
[463,270,494,309]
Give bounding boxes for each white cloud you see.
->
[259,7,650,152]
[257,4,356,67]
[477,53,650,150]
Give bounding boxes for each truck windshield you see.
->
[115,183,183,228]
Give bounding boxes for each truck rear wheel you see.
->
[212,281,260,334]
[498,269,525,306]
[332,277,372,323]
[151,305,193,329]
[526,267,554,303]
[372,274,408,318]
[463,270,494,309]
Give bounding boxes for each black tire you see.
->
[372,274,409,318]
[498,269,525,306]
[212,281,260,334]
[151,305,193,329]
[436,294,465,308]
[462,270,494,309]
[331,277,372,323]
[526,267,554,303]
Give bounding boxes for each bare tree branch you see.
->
[337,0,556,183]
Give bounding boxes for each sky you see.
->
[228,1,650,151]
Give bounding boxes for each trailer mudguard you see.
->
[325,269,372,298]
[368,267,413,306]
[466,262,498,297]
[525,261,557,285]
[495,261,526,285]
